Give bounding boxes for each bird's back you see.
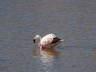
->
[44,33,56,38]
[40,34,56,44]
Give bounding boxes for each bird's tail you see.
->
[60,39,64,42]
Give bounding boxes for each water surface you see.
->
[0,0,96,72]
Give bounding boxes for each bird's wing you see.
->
[50,37,61,44]
[40,33,60,45]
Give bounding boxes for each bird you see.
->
[33,33,63,49]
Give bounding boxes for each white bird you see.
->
[33,33,63,49]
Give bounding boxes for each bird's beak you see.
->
[33,39,36,43]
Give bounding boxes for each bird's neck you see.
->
[38,36,41,41]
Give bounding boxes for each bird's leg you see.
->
[40,46,42,49]
[38,43,43,49]
[38,43,41,48]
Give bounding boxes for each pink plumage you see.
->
[33,33,63,49]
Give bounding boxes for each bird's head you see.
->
[33,35,41,43]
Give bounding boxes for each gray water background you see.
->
[0,0,96,72]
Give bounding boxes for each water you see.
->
[0,0,96,72]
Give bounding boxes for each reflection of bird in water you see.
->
[39,48,60,72]
[32,48,60,72]
[33,33,63,49]
[39,48,60,64]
